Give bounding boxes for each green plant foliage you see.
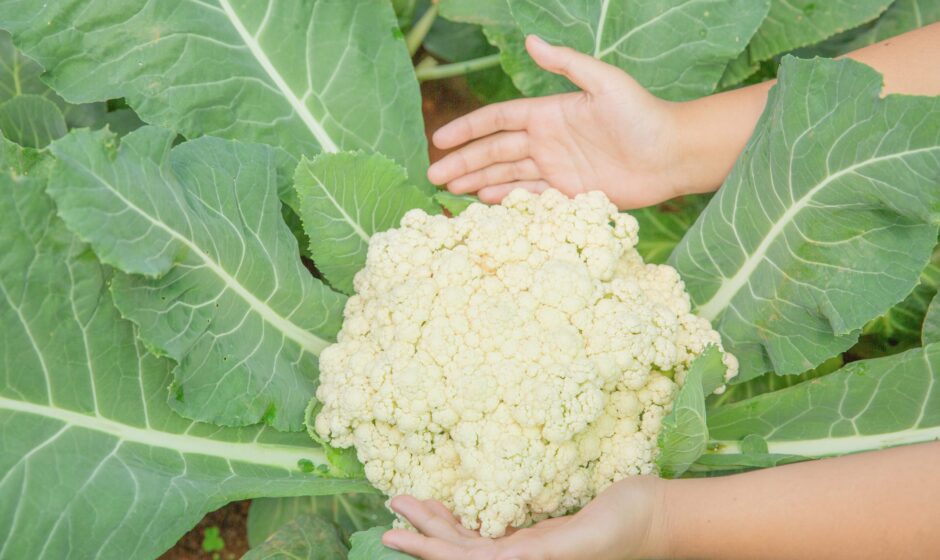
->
[0,137,370,559]
[348,526,418,560]
[502,0,768,100]
[628,195,709,265]
[295,152,440,295]
[0,0,430,189]
[0,95,65,148]
[748,0,893,62]
[863,247,940,348]
[244,514,348,560]
[703,343,940,464]
[434,190,478,216]
[438,0,513,26]
[47,126,346,430]
[657,347,727,478]
[923,293,940,345]
[671,56,940,381]
[708,355,844,408]
[248,494,394,547]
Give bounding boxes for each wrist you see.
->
[668,81,772,196]
[633,477,674,560]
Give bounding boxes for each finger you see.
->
[432,98,533,150]
[428,131,529,185]
[447,159,541,194]
[526,34,624,94]
[383,529,469,560]
[390,496,463,539]
[422,500,478,537]
[477,181,551,204]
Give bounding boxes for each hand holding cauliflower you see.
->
[314,188,736,537]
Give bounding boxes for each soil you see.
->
[160,76,480,559]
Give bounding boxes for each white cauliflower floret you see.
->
[315,188,736,537]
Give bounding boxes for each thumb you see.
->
[525,34,625,94]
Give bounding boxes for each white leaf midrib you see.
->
[0,394,325,471]
[711,424,940,457]
[697,146,940,320]
[217,0,339,153]
[310,174,371,243]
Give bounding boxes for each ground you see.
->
[160,76,480,559]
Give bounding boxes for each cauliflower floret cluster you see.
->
[315,188,736,537]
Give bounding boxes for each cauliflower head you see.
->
[314,188,736,537]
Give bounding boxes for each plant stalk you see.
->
[406,4,438,56]
[416,53,501,81]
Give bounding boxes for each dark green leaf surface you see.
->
[670,57,940,381]
[0,0,430,189]
[439,0,513,26]
[503,0,769,100]
[705,344,940,460]
[863,246,940,347]
[243,514,348,560]
[749,0,892,62]
[628,195,709,265]
[348,526,418,560]
[923,293,940,345]
[434,190,478,216]
[47,126,346,430]
[295,152,439,295]
[0,94,66,148]
[657,347,727,478]
[0,139,369,559]
[248,494,393,547]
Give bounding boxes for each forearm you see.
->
[674,21,940,195]
[646,442,940,560]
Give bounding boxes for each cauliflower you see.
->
[314,188,737,537]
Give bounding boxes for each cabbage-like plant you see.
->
[0,0,938,557]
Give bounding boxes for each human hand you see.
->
[427,36,716,209]
[381,476,667,560]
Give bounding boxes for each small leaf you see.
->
[656,347,727,478]
[248,495,393,547]
[243,514,348,560]
[295,152,439,295]
[434,190,479,216]
[202,527,225,553]
[348,526,418,560]
[0,95,66,148]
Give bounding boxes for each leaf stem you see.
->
[416,53,501,81]
[406,4,438,56]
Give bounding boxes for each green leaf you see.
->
[749,0,893,62]
[424,18,495,62]
[704,343,940,464]
[796,0,940,59]
[0,94,66,148]
[657,346,727,478]
[923,292,940,345]
[502,0,769,100]
[670,57,940,381]
[392,0,418,29]
[348,526,418,560]
[99,107,146,137]
[863,246,940,347]
[202,527,226,553]
[0,30,105,131]
[434,190,479,216]
[628,195,709,265]
[295,152,440,295]
[46,126,346,430]
[248,495,393,547]
[718,50,759,90]
[439,0,513,26]
[0,0,430,191]
[466,65,524,104]
[708,355,843,408]
[0,138,371,559]
[244,514,348,560]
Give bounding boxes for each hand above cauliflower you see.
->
[313,188,736,537]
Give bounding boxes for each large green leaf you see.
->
[501,0,769,100]
[628,195,709,265]
[46,126,346,430]
[248,494,393,547]
[438,0,513,26]
[749,0,892,62]
[0,94,65,148]
[244,514,348,560]
[656,346,727,478]
[0,0,429,189]
[923,293,940,345]
[704,344,940,462]
[670,57,940,381]
[708,355,843,408]
[295,152,439,295]
[863,246,940,347]
[0,140,370,559]
[348,526,417,560]
[797,0,940,59]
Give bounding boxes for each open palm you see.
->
[428,36,686,209]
